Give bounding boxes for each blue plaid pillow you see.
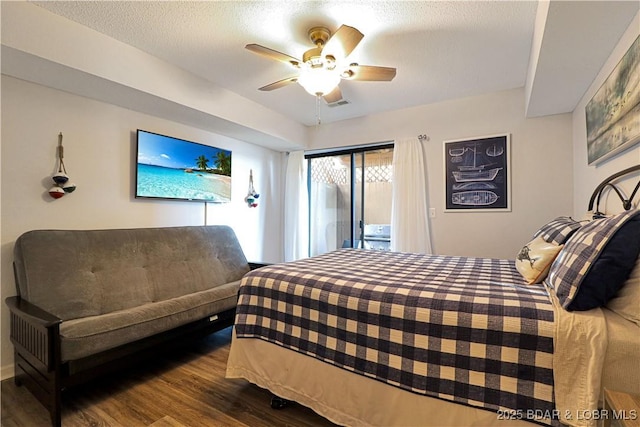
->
[547,209,640,310]
[533,216,583,245]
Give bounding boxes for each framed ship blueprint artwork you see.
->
[444,134,510,212]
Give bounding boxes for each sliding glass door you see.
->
[307,145,393,257]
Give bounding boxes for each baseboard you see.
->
[1,363,15,381]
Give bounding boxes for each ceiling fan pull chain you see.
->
[316,94,320,125]
[316,94,322,126]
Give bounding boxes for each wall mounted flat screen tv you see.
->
[135,129,231,202]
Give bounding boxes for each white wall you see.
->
[309,88,574,259]
[1,1,307,152]
[572,10,640,216]
[0,76,285,378]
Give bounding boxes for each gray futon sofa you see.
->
[6,225,257,427]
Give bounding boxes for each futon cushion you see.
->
[547,209,640,311]
[13,226,250,320]
[59,280,241,361]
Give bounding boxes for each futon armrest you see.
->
[248,262,272,270]
[5,296,62,329]
[6,296,62,371]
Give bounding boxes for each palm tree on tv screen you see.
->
[195,155,209,171]
[215,152,231,176]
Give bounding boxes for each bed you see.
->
[227,167,640,427]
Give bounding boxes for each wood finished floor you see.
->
[1,327,337,427]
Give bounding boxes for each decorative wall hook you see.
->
[244,169,259,208]
[49,132,76,199]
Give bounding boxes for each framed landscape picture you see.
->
[444,134,510,212]
[586,34,640,165]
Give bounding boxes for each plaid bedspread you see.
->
[235,249,556,424]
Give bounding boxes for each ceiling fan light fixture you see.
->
[297,66,341,96]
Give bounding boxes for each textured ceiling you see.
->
[30,1,537,126]
[25,1,640,127]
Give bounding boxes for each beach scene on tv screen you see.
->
[137,131,231,202]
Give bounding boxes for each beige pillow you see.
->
[516,236,564,284]
[606,255,640,326]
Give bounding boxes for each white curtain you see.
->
[391,137,433,254]
[284,151,309,261]
[309,181,337,256]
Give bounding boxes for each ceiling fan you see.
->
[246,24,396,105]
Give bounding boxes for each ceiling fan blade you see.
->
[322,25,364,60]
[345,65,396,81]
[323,86,344,104]
[245,44,301,67]
[258,76,299,91]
